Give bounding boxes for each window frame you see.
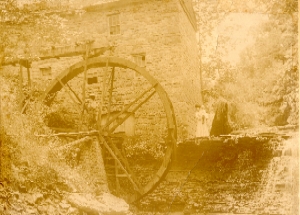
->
[87,76,98,85]
[132,54,146,68]
[107,13,120,35]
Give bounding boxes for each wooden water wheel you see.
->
[39,56,177,202]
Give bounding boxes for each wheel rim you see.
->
[41,56,177,202]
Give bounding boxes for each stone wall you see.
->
[133,135,298,214]
[81,0,201,140]
[175,0,202,139]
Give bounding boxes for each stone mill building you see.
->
[78,0,201,140]
[19,0,202,141]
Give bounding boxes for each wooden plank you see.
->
[53,136,92,152]
[116,174,131,178]
[34,130,98,137]
[2,44,111,66]
[49,127,78,132]
[98,135,143,194]
[106,137,143,189]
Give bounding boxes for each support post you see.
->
[115,160,120,192]
[19,64,24,111]
[27,66,31,90]
[82,44,89,111]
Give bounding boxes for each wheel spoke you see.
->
[66,82,82,104]
[108,90,156,134]
[81,43,90,116]
[65,82,89,113]
[97,59,110,130]
[56,77,82,112]
[98,135,143,194]
[53,136,92,151]
[48,127,77,133]
[106,137,143,189]
[106,67,115,130]
[103,84,157,130]
[34,130,99,137]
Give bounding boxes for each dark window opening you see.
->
[108,13,120,35]
[88,77,98,84]
[40,67,52,76]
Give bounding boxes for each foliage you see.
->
[123,136,166,160]
[197,0,298,128]
[0,72,79,197]
[44,107,77,129]
[237,10,298,126]
[0,0,84,65]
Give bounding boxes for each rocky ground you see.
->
[0,182,131,215]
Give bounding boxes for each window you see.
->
[133,54,146,67]
[40,66,52,76]
[108,13,120,35]
[100,112,135,136]
[87,77,98,84]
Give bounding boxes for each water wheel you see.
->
[39,56,177,202]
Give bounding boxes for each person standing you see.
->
[195,104,209,137]
[210,101,232,136]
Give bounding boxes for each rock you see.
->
[54,198,60,204]
[18,184,27,193]
[47,204,56,215]
[11,203,23,212]
[37,205,48,213]
[67,193,108,214]
[26,207,38,214]
[68,207,79,215]
[96,192,130,214]
[273,150,282,157]
[59,202,71,209]
[66,192,129,214]
[26,193,44,205]
[32,193,44,204]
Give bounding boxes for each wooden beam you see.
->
[2,44,112,66]
[106,137,142,190]
[52,136,92,152]
[34,130,98,137]
[98,135,143,194]
[18,65,24,111]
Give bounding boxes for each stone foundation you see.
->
[131,135,298,214]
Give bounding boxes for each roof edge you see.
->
[179,0,197,31]
[84,0,142,12]
[83,0,198,32]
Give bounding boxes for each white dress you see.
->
[195,109,209,137]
